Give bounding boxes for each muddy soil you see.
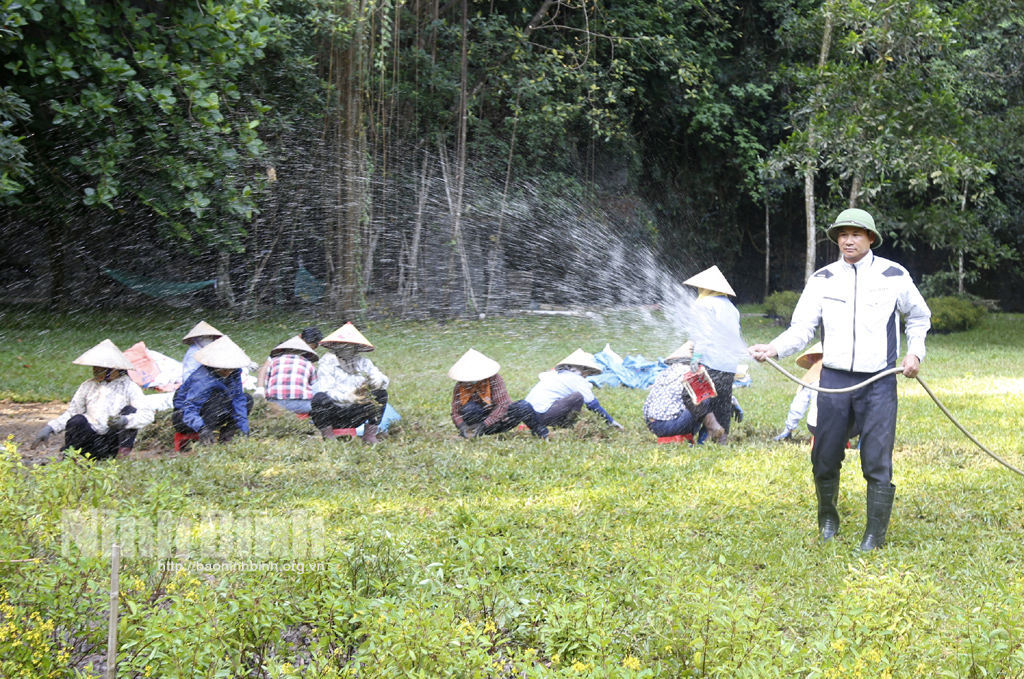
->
[0,400,173,464]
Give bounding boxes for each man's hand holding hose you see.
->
[748,343,778,363]
[750,343,921,379]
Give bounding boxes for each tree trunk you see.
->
[764,197,770,300]
[325,4,367,319]
[848,174,862,207]
[216,251,236,308]
[958,180,968,295]
[402,151,430,314]
[803,4,834,282]
[486,93,520,313]
[804,169,817,282]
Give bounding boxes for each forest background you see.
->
[1,0,1022,315]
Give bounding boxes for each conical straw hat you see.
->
[72,339,134,370]
[555,349,602,376]
[682,265,736,297]
[194,335,251,370]
[182,320,224,344]
[796,342,824,370]
[270,336,319,362]
[448,349,500,382]
[666,340,695,364]
[320,322,374,351]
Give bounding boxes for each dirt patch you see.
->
[0,399,177,463]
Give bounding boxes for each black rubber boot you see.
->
[859,483,896,551]
[815,478,841,541]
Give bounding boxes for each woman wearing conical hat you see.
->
[255,327,323,401]
[643,341,702,439]
[258,335,319,414]
[774,343,823,441]
[679,265,744,444]
[172,336,254,446]
[30,340,154,460]
[523,349,625,431]
[774,343,861,446]
[181,320,224,383]
[449,349,549,440]
[311,323,389,444]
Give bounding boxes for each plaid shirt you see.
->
[266,354,316,400]
[451,374,511,428]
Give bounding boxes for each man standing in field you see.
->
[748,208,931,550]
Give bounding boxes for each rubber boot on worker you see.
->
[859,483,896,551]
[361,423,379,445]
[702,412,726,444]
[814,477,841,541]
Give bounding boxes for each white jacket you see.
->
[773,252,931,373]
[48,376,154,434]
[315,353,389,404]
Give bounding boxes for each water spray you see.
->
[762,357,1024,478]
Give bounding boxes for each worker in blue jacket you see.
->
[172,335,254,445]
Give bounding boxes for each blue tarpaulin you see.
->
[588,344,666,389]
[586,344,752,390]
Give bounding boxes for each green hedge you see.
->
[763,290,801,325]
[926,296,987,333]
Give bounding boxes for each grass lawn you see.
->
[2,305,1023,678]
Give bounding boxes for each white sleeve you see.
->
[48,382,90,434]
[364,359,390,390]
[125,381,155,430]
[772,278,823,359]
[783,386,813,432]
[899,278,931,360]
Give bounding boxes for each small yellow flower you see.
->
[622,655,642,670]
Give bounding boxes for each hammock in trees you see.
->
[104,268,218,298]
[294,264,325,303]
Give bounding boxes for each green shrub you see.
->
[927,296,987,333]
[763,291,801,326]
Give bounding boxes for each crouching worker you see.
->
[311,323,388,444]
[263,336,319,414]
[181,321,224,383]
[525,349,624,431]
[775,343,823,441]
[31,339,154,460]
[449,349,549,440]
[172,336,253,445]
[643,342,700,439]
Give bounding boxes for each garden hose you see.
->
[764,357,1024,479]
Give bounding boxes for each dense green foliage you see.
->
[762,290,801,326]
[1,0,1023,310]
[3,308,1024,676]
[926,295,988,334]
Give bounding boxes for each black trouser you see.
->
[173,392,254,435]
[812,367,897,486]
[681,366,735,434]
[63,406,138,460]
[310,390,387,430]
[459,400,547,437]
[536,392,584,428]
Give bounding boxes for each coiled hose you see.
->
[763,357,1024,478]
